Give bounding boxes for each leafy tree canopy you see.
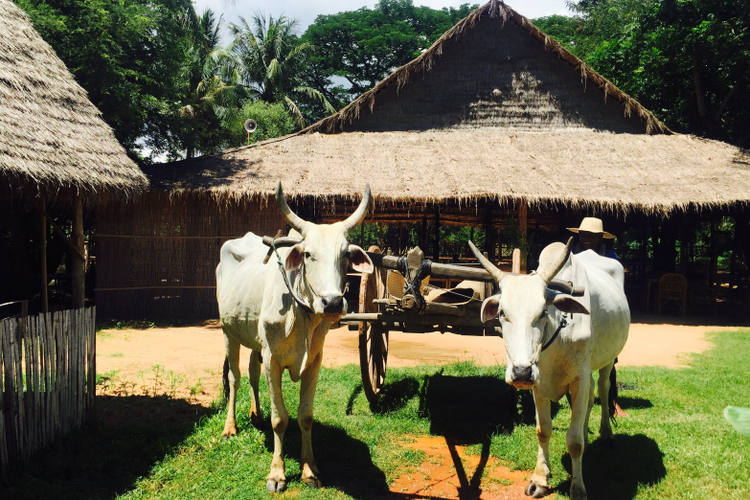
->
[539,0,750,147]
[16,0,198,158]
[303,0,477,100]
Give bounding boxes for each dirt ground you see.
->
[96,319,739,499]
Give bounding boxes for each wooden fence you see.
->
[0,307,96,475]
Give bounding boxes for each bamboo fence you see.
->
[0,306,96,475]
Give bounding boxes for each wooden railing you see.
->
[0,307,96,475]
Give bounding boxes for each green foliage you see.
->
[540,1,750,147]
[303,0,477,100]
[228,14,335,127]
[17,0,198,157]
[223,100,296,147]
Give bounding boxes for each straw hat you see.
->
[567,217,614,239]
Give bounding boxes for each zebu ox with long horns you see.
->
[216,183,374,492]
[468,238,629,500]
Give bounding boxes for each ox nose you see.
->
[512,365,533,384]
[322,294,344,313]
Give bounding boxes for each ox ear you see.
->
[480,296,501,323]
[284,244,305,271]
[348,244,374,274]
[552,294,589,315]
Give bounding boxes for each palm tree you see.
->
[228,14,335,127]
[179,9,246,158]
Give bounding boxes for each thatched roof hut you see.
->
[0,0,147,313]
[148,0,749,215]
[0,0,146,197]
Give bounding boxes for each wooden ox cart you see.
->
[262,237,582,405]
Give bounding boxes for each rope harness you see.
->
[271,238,313,314]
[271,238,349,314]
[528,312,568,365]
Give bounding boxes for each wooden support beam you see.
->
[49,220,85,261]
[483,203,495,261]
[432,207,440,260]
[40,195,48,314]
[71,196,85,308]
[518,200,528,272]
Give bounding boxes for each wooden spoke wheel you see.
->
[358,246,388,404]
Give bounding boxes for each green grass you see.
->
[2,330,748,499]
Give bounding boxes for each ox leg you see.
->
[598,362,615,442]
[567,374,591,500]
[248,350,263,426]
[582,374,595,448]
[525,390,552,498]
[299,353,322,488]
[265,354,289,492]
[222,338,240,438]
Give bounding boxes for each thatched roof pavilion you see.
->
[0,0,146,197]
[99,0,749,320]
[0,0,147,312]
[148,0,749,216]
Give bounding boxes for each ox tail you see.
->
[222,355,230,403]
[608,363,619,424]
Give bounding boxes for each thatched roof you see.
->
[148,130,749,214]
[304,0,668,135]
[0,0,147,196]
[148,0,749,215]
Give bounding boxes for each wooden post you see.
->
[518,200,528,272]
[483,203,496,262]
[71,196,85,308]
[432,207,440,260]
[40,195,49,314]
[418,214,427,250]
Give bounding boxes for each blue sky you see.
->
[192,1,575,40]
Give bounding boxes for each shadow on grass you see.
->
[0,395,211,500]
[558,433,666,499]
[260,417,389,497]
[346,377,421,415]
[413,373,534,500]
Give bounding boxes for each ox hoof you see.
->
[266,479,287,493]
[570,483,587,500]
[221,428,237,440]
[525,481,550,498]
[302,475,322,488]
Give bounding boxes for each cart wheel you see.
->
[359,321,388,403]
[358,246,388,404]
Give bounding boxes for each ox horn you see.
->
[276,182,309,233]
[536,236,573,283]
[340,184,372,231]
[468,240,506,283]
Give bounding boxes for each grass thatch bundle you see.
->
[0,0,146,196]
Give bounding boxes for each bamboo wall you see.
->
[0,307,95,475]
[95,193,285,319]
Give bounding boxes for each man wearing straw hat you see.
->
[568,216,618,259]
[568,217,628,417]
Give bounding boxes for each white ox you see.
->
[216,184,373,492]
[468,238,629,500]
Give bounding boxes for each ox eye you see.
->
[538,310,547,321]
[304,252,311,259]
